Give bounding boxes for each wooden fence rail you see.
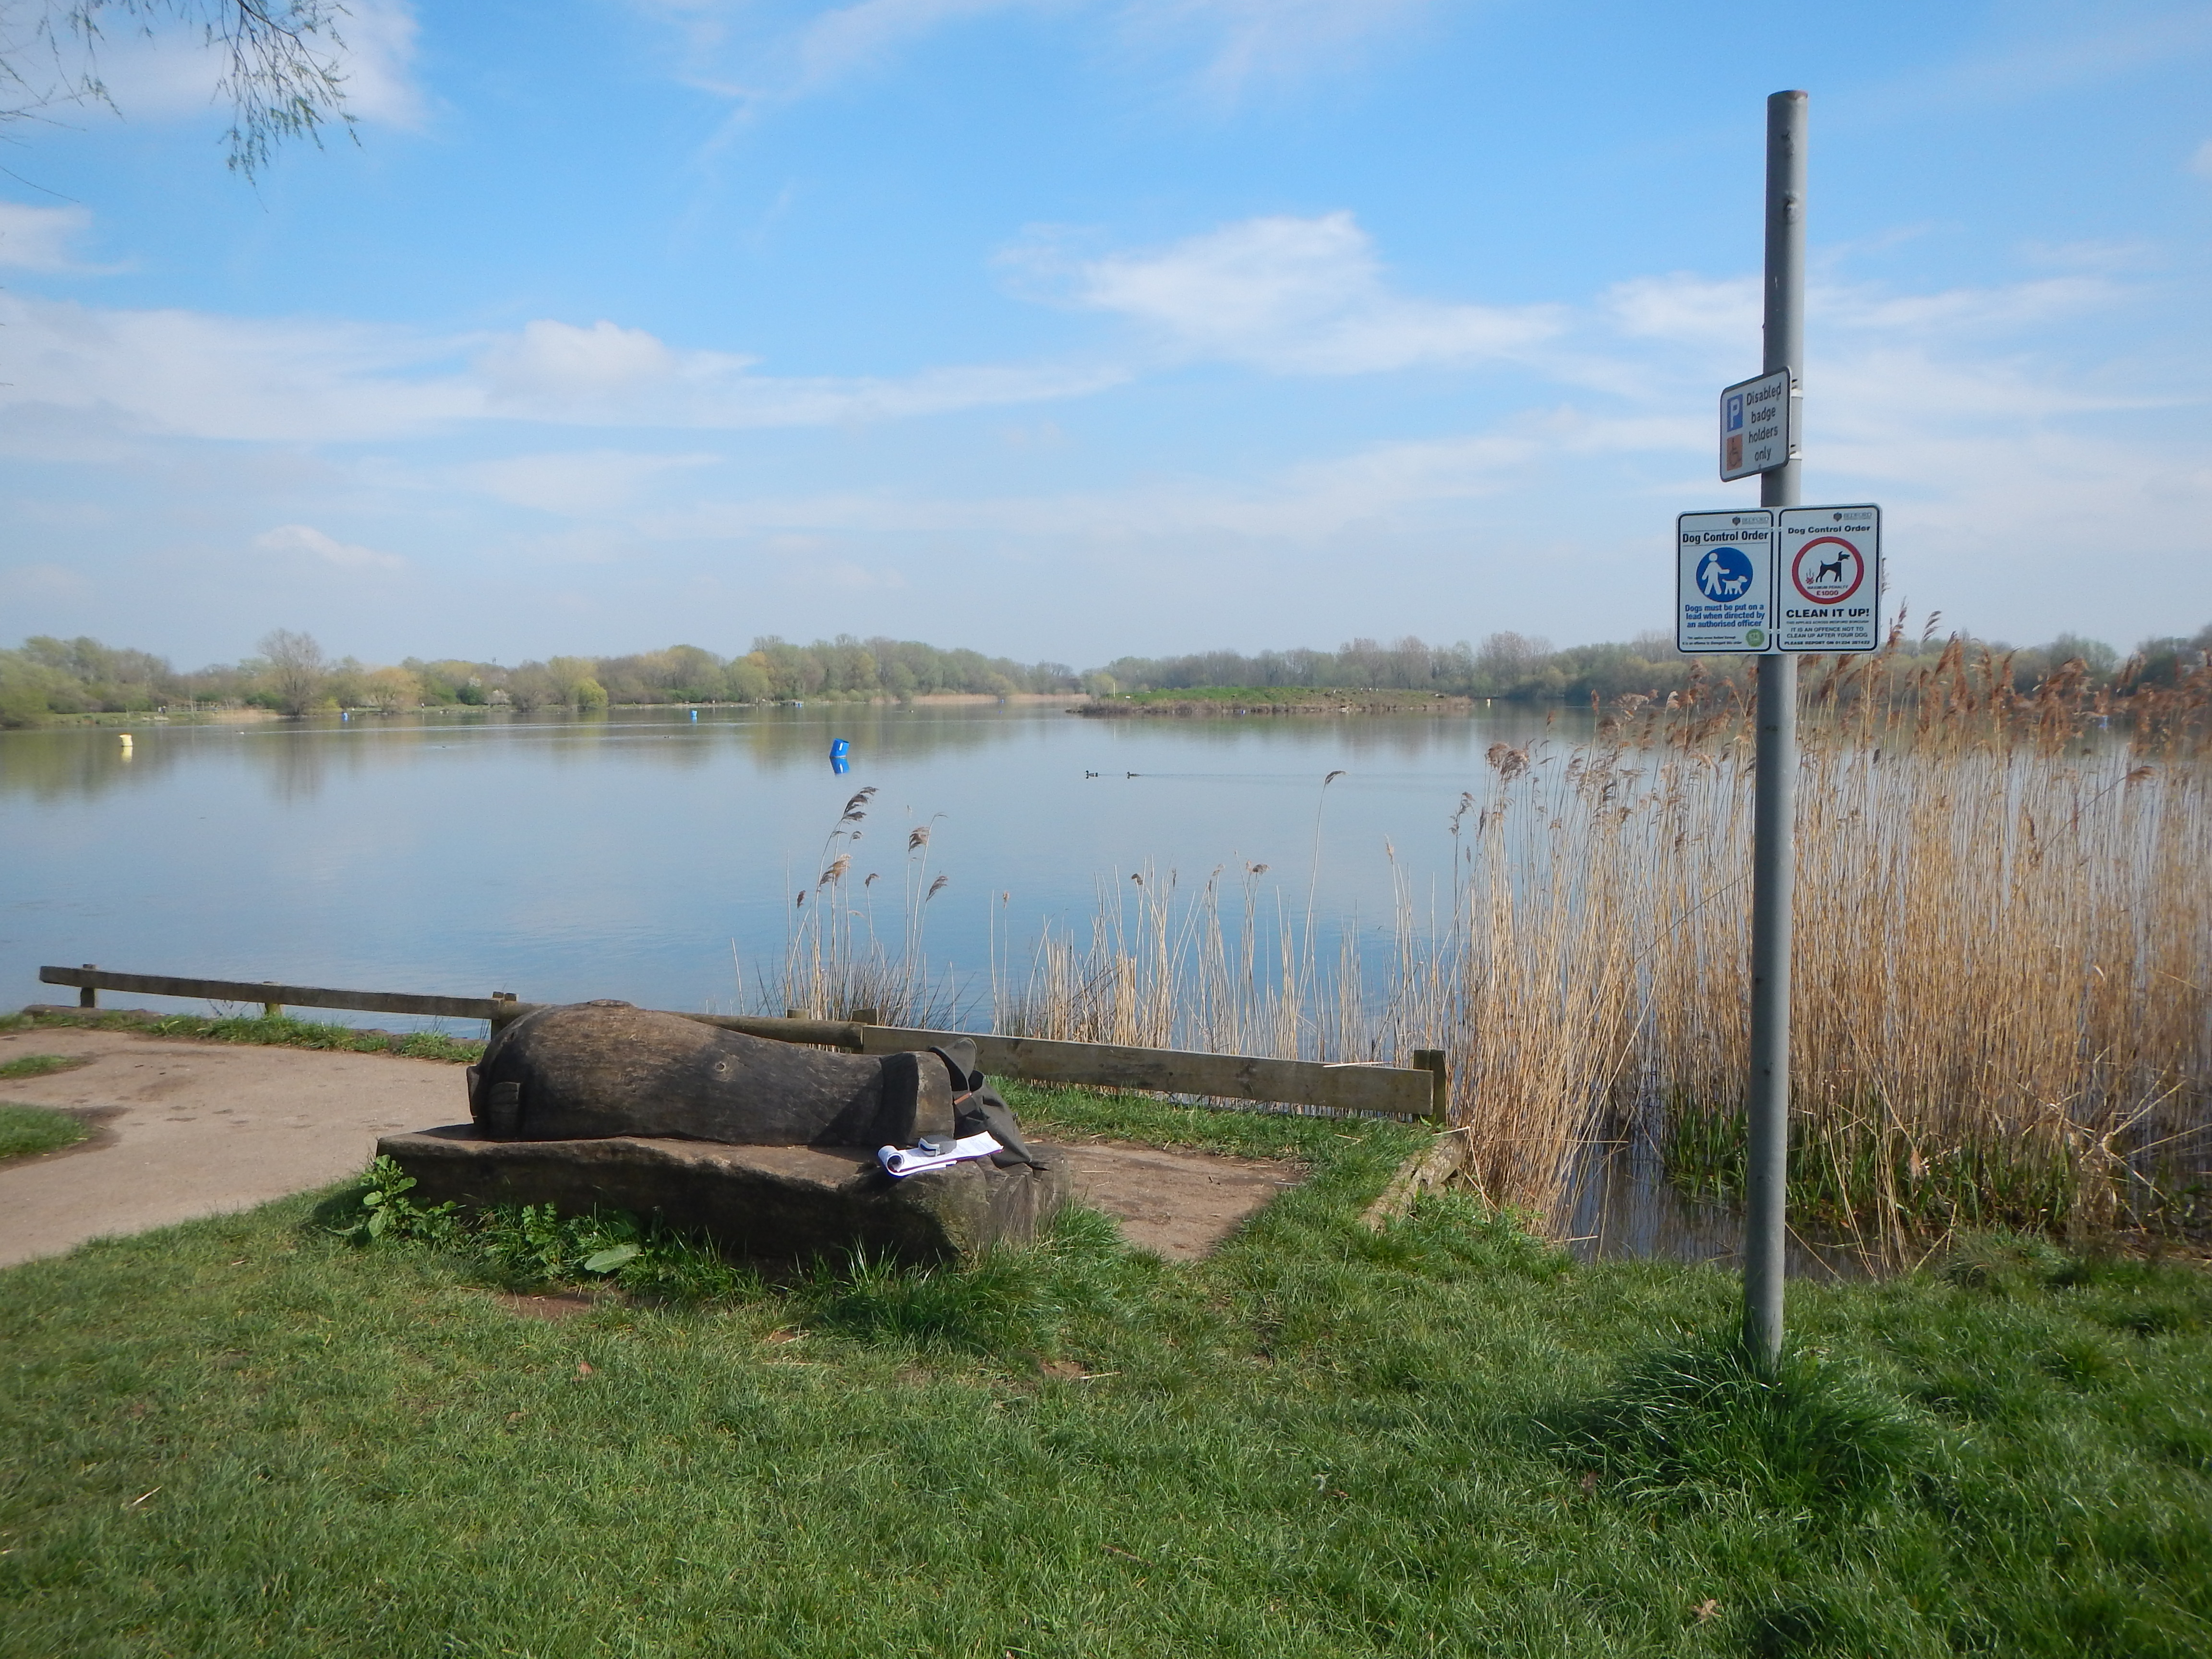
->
[36,965,1445,1121]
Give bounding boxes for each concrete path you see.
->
[0,1026,1294,1269]
[0,1027,464,1269]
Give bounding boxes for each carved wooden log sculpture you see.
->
[465,1000,956,1148]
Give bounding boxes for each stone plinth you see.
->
[377,1125,1070,1262]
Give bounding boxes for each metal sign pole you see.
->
[1744,89,1806,1369]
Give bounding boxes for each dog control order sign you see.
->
[1775,505,1880,653]
[1676,510,1775,653]
[1675,505,1881,655]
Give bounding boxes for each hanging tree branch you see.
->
[5,1,352,178]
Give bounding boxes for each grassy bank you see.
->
[3,1087,2211,1656]
[3,1008,483,1064]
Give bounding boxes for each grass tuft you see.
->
[0,1052,92,1081]
[0,1101,91,1161]
[1551,1336,1941,1520]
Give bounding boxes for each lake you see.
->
[1,701,1576,1029]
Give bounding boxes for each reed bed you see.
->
[752,637,2209,1238]
[985,637,2212,1237]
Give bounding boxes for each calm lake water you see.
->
[5,699,1897,1273]
[1,702,1573,1029]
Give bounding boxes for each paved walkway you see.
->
[0,1027,465,1269]
[0,1028,1292,1269]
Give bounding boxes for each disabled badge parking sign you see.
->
[1676,510,1775,653]
[1775,505,1880,652]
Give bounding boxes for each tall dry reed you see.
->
[744,787,966,1027]
[989,635,2212,1232]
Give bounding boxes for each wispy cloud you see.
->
[52,0,427,130]
[0,298,1126,443]
[5,204,2199,655]
[1116,0,1437,103]
[644,0,1433,108]
[1022,211,1560,373]
[0,202,107,273]
[252,523,407,572]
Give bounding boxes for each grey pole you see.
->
[1744,89,1805,1370]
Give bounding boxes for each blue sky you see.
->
[1,0,2208,669]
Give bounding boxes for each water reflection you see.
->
[3,703,1587,1027]
[1554,1136,1882,1279]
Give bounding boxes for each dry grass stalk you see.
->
[988,639,2210,1228]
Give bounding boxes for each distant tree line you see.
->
[0,631,1079,725]
[1086,624,2212,705]
[2,621,2205,728]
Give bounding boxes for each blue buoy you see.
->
[829,737,852,758]
[690,709,698,721]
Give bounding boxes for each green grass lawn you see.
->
[3,1085,2210,1657]
[3,1010,484,1064]
[0,1103,90,1163]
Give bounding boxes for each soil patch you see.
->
[1059,1142,1296,1260]
[495,1291,598,1322]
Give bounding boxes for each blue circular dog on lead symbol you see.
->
[1696,545,1756,604]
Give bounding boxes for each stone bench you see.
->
[379,1125,1071,1263]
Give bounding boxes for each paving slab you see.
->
[0,1027,460,1268]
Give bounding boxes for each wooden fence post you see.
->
[1412,1048,1450,1122]
[262,981,284,1020]
[80,964,97,1010]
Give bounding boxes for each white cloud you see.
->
[480,319,683,400]
[252,524,407,572]
[0,296,479,443]
[0,295,1126,442]
[1038,211,1560,373]
[0,202,102,272]
[2192,138,2212,178]
[334,0,429,127]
